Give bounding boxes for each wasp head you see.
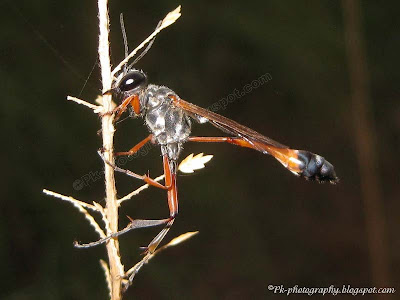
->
[104,69,148,116]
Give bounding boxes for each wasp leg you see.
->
[112,95,137,122]
[115,134,154,157]
[100,94,133,119]
[144,154,178,254]
[75,155,178,250]
[74,218,170,248]
[98,150,169,190]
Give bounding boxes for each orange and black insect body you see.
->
[104,68,338,253]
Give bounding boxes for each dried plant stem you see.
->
[117,175,165,205]
[42,189,106,238]
[100,259,113,299]
[67,96,101,111]
[111,5,181,76]
[97,0,124,299]
[342,1,391,296]
[44,5,193,298]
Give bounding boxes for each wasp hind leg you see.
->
[82,154,178,253]
[142,155,178,254]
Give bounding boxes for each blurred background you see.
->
[1,0,399,299]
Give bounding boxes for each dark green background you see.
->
[1,1,399,299]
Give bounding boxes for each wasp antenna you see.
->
[128,20,162,69]
[120,13,129,73]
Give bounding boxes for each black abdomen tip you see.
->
[297,151,339,184]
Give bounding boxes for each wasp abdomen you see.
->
[296,150,338,183]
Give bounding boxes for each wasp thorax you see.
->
[142,85,173,110]
[142,85,191,155]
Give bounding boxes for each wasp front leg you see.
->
[113,94,140,122]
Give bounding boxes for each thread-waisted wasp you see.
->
[95,66,338,254]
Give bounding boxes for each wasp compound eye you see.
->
[118,70,147,92]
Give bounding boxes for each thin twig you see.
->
[43,189,99,211]
[97,0,124,299]
[124,231,199,289]
[117,175,165,205]
[111,6,181,77]
[67,96,102,112]
[100,259,112,299]
[43,189,106,238]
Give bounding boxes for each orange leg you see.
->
[145,154,178,254]
[78,154,179,250]
[115,134,154,157]
[112,94,140,122]
[111,95,134,122]
[98,150,168,190]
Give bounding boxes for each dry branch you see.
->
[97,0,124,298]
[42,4,204,299]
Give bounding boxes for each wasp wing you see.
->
[173,98,288,150]
[172,97,338,183]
